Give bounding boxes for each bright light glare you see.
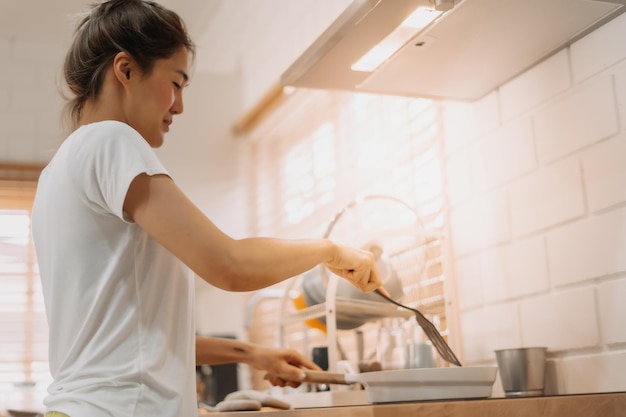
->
[402,7,443,29]
[0,214,30,238]
[351,7,442,72]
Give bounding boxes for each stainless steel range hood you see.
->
[281,0,626,100]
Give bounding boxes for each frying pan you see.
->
[268,367,498,403]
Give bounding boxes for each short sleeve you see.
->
[72,121,170,221]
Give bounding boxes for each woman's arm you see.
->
[124,173,384,293]
[196,336,320,387]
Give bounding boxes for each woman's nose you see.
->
[171,93,184,115]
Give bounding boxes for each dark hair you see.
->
[62,0,195,130]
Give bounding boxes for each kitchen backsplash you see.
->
[442,13,626,394]
[234,7,626,395]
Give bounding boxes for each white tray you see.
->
[353,366,498,403]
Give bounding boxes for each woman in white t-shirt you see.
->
[31,1,386,416]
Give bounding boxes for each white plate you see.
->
[351,366,498,403]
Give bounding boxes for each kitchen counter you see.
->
[212,392,626,417]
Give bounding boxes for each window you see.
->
[281,123,337,225]
[246,90,457,388]
[0,180,50,406]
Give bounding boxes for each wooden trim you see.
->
[0,162,45,182]
[232,83,291,136]
[0,162,46,172]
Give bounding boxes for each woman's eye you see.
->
[173,82,181,90]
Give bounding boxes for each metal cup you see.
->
[495,347,547,397]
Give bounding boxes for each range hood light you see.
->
[350,7,443,73]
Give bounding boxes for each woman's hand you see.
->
[324,244,388,295]
[196,338,320,388]
[250,345,321,388]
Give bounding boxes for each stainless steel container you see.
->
[495,347,547,397]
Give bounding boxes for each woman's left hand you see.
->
[251,345,321,388]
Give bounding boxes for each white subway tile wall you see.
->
[534,76,619,163]
[450,190,510,255]
[509,158,585,236]
[597,279,626,346]
[581,134,626,212]
[471,117,537,193]
[503,236,550,299]
[206,2,626,395]
[570,14,626,83]
[519,287,599,351]
[546,208,626,286]
[557,351,626,394]
[447,12,626,394]
[459,303,522,362]
[499,50,572,121]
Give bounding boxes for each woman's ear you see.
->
[113,52,134,85]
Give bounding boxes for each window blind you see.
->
[246,90,457,387]
[0,180,50,406]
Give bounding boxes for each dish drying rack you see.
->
[277,195,432,373]
[278,284,414,372]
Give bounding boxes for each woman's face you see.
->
[126,47,190,148]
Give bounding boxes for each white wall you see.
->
[193,0,352,113]
[0,37,66,164]
[444,13,626,395]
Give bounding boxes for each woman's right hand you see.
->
[323,244,387,295]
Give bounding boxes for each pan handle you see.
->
[264,370,354,385]
[303,370,353,385]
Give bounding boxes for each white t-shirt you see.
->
[32,121,197,417]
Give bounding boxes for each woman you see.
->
[31,1,385,416]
